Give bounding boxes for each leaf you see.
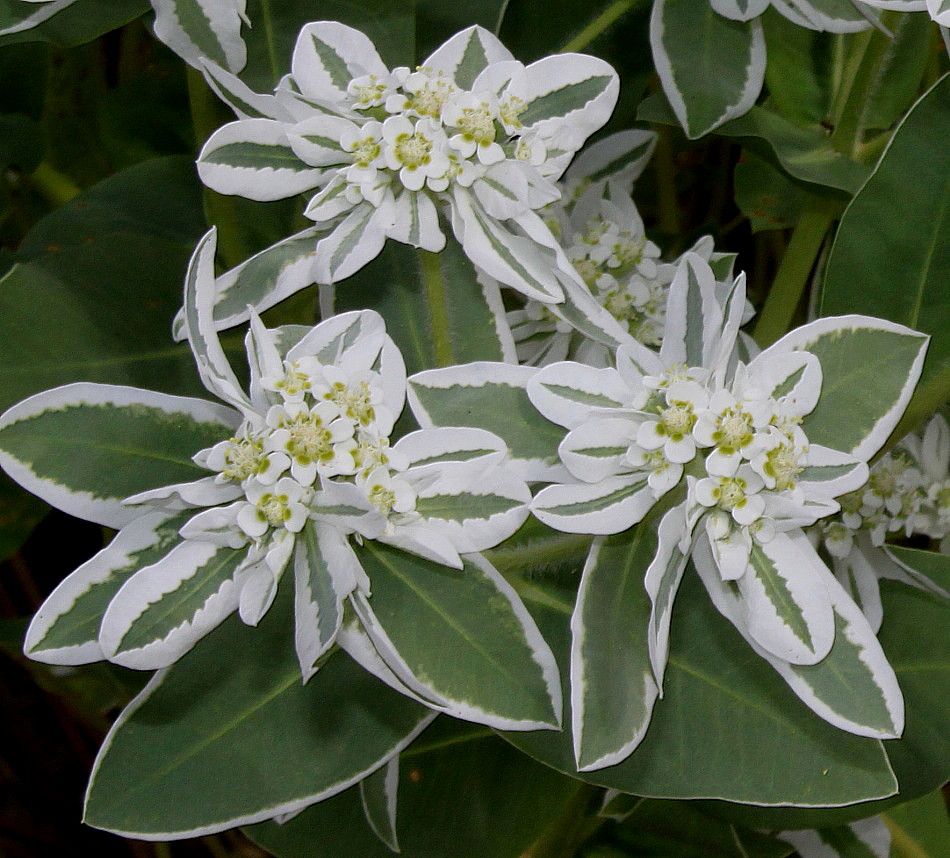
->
[639,95,868,194]
[779,817,891,858]
[734,149,808,232]
[84,586,435,839]
[884,790,950,858]
[17,155,206,259]
[0,383,236,527]
[0,0,146,48]
[240,0,414,92]
[152,0,247,72]
[822,75,950,435]
[0,233,222,413]
[331,233,512,376]
[650,0,765,138]
[570,529,659,771]
[352,543,562,731]
[359,757,400,853]
[246,717,581,858]
[760,316,928,461]
[408,363,564,481]
[24,510,190,664]
[502,572,898,806]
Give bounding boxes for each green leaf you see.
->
[247,718,581,858]
[0,114,44,173]
[0,0,146,48]
[639,95,869,194]
[359,759,399,852]
[0,471,46,562]
[502,572,898,806]
[822,75,950,436]
[240,0,414,92]
[765,318,928,460]
[699,580,950,829]
[332,235,510,376]
[84,586,434,838]
[571,529,659,771]
[18,156,206,258]
[734,149,807,232]
[354,542,561,730]
[650,0,765,139]
[884,790,950,858]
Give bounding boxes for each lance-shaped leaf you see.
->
[200,58,288,120]
[562,129,658,193]
[882,544,950,598]
[503,570,898,805]
[99,540,250,670]
[571,528,660,771]
[644,503,691,687]
[822,75,950,433]
[650,0,765,139]
[313,201,390,284]
[24,510,191,665]
[172,226,326,338]
[758,315,928,460]
[0,0,75,37]
[695,534,903,740]
[527,361,631,430]
[451,188,564,303]
[408,363,564,481]
[531,475,655,536]
[198,118,322,202]
[84,589,435,839]
[359,757,400,853]
[152,0,247,72]
[0,382,236,528]
[351,542,562,731]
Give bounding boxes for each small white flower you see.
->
[237,476,312,538]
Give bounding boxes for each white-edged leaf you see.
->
[527,361,630,429]
[0,382,237,528]
[563,129,658,192]
[571,531,660,771]
[760,315,929,460]
[394,427,507,471]
[24,511,190,664]
[661,251,723,370]
[408,363,566,481]
[99,540,249,670]
[797,445,869,499]
[153,0,247,72]
[651,0,766,138]
[351,545,562,731]
[559,417,638,485]
[779,815,891,858]
[741,533,836,665]
[532,475,655,535]
[832,544,884,634]
[389,189,446,253]
[360,757,401,853]
[200,58,287,120]
[198,119,321,202]
[0,0,75,36]
[425,24,513,88]
[313,201,389,284]
[644,503,690,687]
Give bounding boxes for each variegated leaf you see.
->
[0,382,236,528]
[759,316,929,460]
[200,58,287,120]
[197,119,321,202]
[152,0,247,73]
[531,475,655,535]
[571,530,660,771]
[423,24,513,90]
[24,511,190,664]
[651,0,766,138]
[313,201,389,284]
[99,540,249,670]
[351,545,562,731]
[408,363,565,481]
[359,757,400,853]
[527,362,630,430]
[562,129,658,193]
[0,0,75,36]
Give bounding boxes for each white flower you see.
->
[198,23,619,300]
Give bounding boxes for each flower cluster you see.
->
[198,22,618,299]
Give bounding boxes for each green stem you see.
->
[527,783,606,858]
[558,0,644,53]
[653,123,681,239]
[418,249,455,367]
[258,0,280,85]
[186,66,248,270]
[27,162,80,206]
[752,198,838,349]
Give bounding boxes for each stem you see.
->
[258,0,280,85]
[558,0,644,53]
[653,123,681,239]
[526,783,606,858]
[418,249,455,367]
[752,198,838,349]
[27,162,80,206]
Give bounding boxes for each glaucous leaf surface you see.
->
[84,585,435,839]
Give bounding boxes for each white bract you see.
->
[13,231,535,696]
[0,0,250,70]
[197,22,619,301]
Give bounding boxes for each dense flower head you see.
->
[198,22,619,299]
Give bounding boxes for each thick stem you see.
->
[526,783,606,858]
[752,198,838,349]
[558,0,645,53]
[418,249,455,368]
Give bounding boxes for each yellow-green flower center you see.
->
[659,401,695,440]
[394,132,432,168]
[257,493,291,526]
[352,136,381,167]
[285,416,335,463]
[222,437,264,481]
[326,381,376,425]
